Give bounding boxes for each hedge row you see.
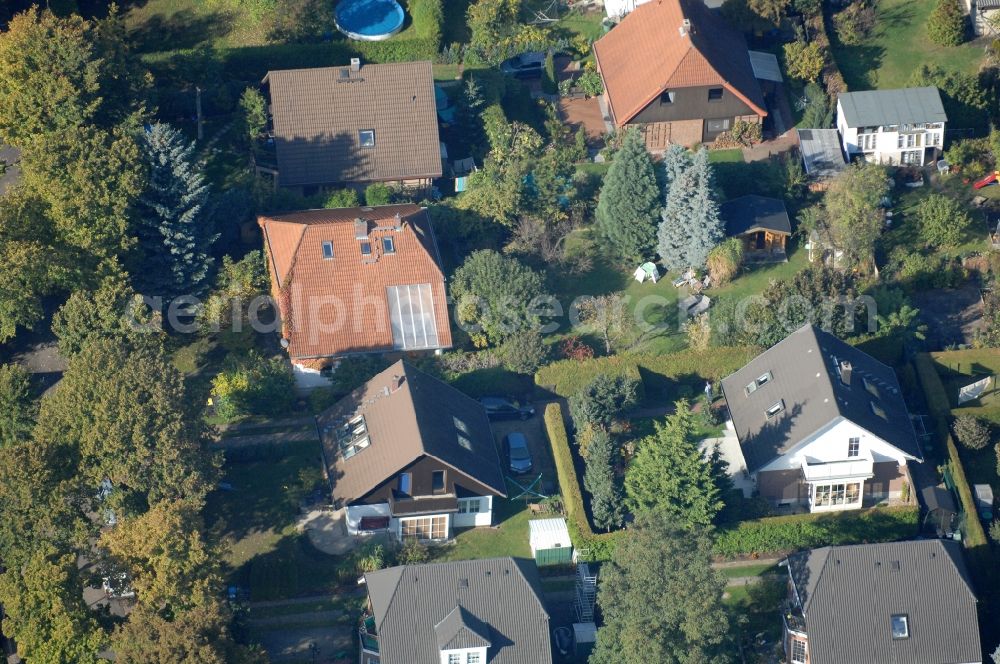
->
[543,402,620,561]
[713,505,919,559]
[535,346,755,401]
[913,353,989,552]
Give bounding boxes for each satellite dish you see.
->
[280,338,290,349]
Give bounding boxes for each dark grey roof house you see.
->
[361,557,553,664]
[720,195,791,262]
[720,324,922,510]
[836,87,947,167]
[782,540,982,664]
[316,360,506,540]
[263,60,442,190]
[837,87,947,127]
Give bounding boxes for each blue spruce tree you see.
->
[657,148,723,272]
[134,123,216,301]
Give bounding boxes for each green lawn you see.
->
[831,0,984,90]
[881,181,989,260]
[435,499,533,562]
[708,149,745,164]
[931,349,1000,423]
[718,563,778,580]
[555,10,606,43]
[124,0,274,52]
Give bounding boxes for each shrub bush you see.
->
[212,353,296,421]
[409,0,444,51]
[953,414,991,450]
[927,0,966,46]
[713,506,919,558]
[364,182,393,206]
[544,403,621,561]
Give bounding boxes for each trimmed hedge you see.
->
[713,506,919,559]
[449,367,534,399]
[544,403,620,561]
[914,353,990,552]
[535,346,755,401]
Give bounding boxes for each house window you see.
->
[467,653,481,664]
[765,400,784,419]
[891,614,909,639]
[360,241,372,256]
[790,639,807,664]
[359,129,375,147]
[448,654,461,664]
[334,414,370,459]
[660,91,675,104]
[398,472,412,495]
[860,133,876,152]
[814,482,862,507]
[708,88,723,101]
[382,236,395,254]
[706,118,730,133]
[459,498,481,514]
[401,515,447,540]
[322,241,334,259]
[897,135,904,149]
[432,470,446,493]
[848,437,860,457]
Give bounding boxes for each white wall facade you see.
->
[452,496,493,528]
[758,417,914,513]
[836,101,945,166]
[345,503,392,535]
[292,361,333,390]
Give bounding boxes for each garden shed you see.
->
[529,518,573,566]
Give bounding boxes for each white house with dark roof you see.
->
[360,557,552,664]
[836,87,947,166]
[720,324,923,511]
[782,540,981,664]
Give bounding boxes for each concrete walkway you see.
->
[298,508,391,555]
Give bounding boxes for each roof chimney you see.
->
[679,18,691,37]
[350,57,361,72]
[839,360,852,386]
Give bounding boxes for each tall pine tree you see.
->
[584,427,625,531]
[133,123,216,301]
[657,148,723,272]
[595,128,661,260]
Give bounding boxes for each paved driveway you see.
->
[490,412,559,498]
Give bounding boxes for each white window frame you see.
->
[813,482,862,507]
[892,614,909,639]
[790,639,807,664]
[848,437,860,458]
[765,400,784,419]
[359,129,375,147]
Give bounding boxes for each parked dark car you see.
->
[499,51,545,79]
[480,397,535,421]
[503,432,533,474]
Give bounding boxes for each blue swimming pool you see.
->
[335,0,406,41]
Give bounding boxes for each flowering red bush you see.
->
[560,336,595,360]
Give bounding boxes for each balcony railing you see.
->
[359,614,379,654]
[801,457,873,482]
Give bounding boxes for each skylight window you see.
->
[891,614,909,639]
[360,241,372,256]
[382,236,396,254]
[359,129,375,147]
[322,241,334,260]
[334,414,370,459]
[766,400,784,419]
[745,371,773,396]
[863,375,880,398]
[870,401,887,420]
[387,283,439,350]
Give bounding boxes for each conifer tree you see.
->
[133,123,216,301]
[657,148,723,272]
[584,427,625,531]
[595,128,661,260]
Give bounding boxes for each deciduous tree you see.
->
[576,293,635,354]
[927,0,966,46]
[783,40,825,81]
[624,401,724,526]
[52,270,159,356]
[824,161,890,271]
[595,128,661,260]
[916,193,972,248]
[450,249,548,345]
[590,512,731,664]
[0,363,36,448]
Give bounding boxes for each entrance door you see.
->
[754,232,766,250]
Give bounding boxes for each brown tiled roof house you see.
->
[593,0,767,150]
[259,204,453,387]
[262,61,442,191]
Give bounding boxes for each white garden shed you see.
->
[529,518,573,566]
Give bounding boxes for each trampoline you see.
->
[335,0,406,41]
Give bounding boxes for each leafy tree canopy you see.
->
[915,193,972,248]
[590,512,731,664]
[450,249,548,345]
[0,363,36,448]
[823,161,890,271]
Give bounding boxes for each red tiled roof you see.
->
[259,204,453,360]
[594,0,767,126]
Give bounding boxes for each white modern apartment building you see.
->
[836,87,947,166]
